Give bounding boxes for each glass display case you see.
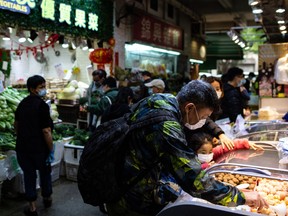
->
[158,138,288,216]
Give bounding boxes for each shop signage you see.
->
[132,14,183,50]
[41,0,98,31]
[0,0,98,31]
[0,0,35,15]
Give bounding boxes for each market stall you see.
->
[158,132,288,216]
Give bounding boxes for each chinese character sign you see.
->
[59,3,71,25]
[75,9,86,28]
[41,0,55,21]
[133,14,183,50]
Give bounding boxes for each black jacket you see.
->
[220,83,250,123]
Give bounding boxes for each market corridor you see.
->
[1,178,105,216]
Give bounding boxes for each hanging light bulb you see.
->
[27,30,38,43]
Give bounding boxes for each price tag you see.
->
[55,63,64,79]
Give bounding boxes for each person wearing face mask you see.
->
[199,76,235,150]
[87,76,118,130]
[14,75,54,216]
[106,80,268,216]
[185,131,263,170]
[79,69,107,131]
[101,86,134,124]
[144,79,165,95]
[220,67,250,123]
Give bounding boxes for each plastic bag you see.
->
[215,118,235,139]
[5,150,22,180]
[233,114,248,137]
[0,155,7,181]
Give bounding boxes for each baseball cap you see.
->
[145,79,165,89]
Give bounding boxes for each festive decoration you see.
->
[72,66,80,74]
[9,34,59,58]
[89,48,113,64]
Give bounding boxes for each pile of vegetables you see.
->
[0,131,16,150]
[53,123,90,146]
[53,124,76,141]
[56,80,88,101]
[70,128,91,146]
[0,87,27,131]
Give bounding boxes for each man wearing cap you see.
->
[145,79,165,94]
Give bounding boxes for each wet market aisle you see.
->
[1,177,105,216]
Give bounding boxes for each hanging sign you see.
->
[0,0,35,15]
[132,14,183,50]
[41,0,98,31]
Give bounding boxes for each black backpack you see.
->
[77,110,175,206]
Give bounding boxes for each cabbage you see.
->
[67,80,78,88]
[62,86,75,95]
[77,81,89,89]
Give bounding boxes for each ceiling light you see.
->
[252,8,263,14]
[27,30,38,43]
[62,39,69,48]
[0,27,10,41]
[276,8,285,13]
[281,30,287,34]
[235,39,240,43]
[16,28,26,43]
[87,39,94,52]
[189,59,203,64]
[279,25,286,31]
[278,20,285,24]
[81,40,88,51]
[248,0,259,6]
[125,43,180,55]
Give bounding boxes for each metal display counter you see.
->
[157,198,259,216]
[244,122,288,134]
[158,139,288,216]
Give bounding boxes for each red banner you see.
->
[132,14,183,50]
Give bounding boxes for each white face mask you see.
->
[216,91,222,99]
[185,106,206,130]
[198,153,214,163]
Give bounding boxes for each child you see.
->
[186,131,264,169]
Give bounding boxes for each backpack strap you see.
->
[104,95,112,105]
[96,96,113,127]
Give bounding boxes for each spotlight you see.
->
[248,0,259,6]
[0,27,10,41]
[62,39,69,48]
[276,7,285,13]
[16,28,26,43]
[252,8,263,14]
[87,39,94,52]
[81,40,88,51]
[27,30,38,43]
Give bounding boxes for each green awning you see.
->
[201,33,244,70]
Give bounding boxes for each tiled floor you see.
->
[1,177,105,216]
